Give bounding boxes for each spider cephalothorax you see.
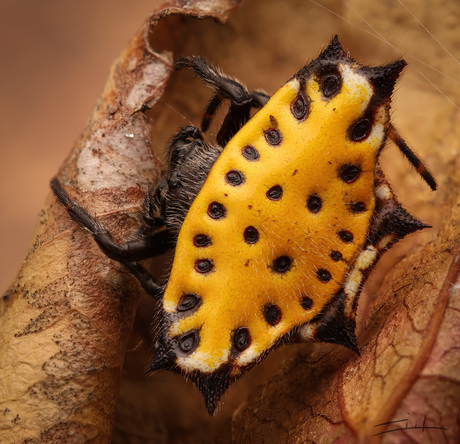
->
[52,36,436,415]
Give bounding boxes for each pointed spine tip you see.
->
[313,292,360,354]
[197,368,231,416]
[319,35,346,60]
[362,59,407,101]
[387,205,430,239]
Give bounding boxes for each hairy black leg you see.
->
[142,183,166,231]
[251,90,270,107]
[124,262,163,299]
[217,101,251,147]
[175,56,270,146]
[51,178,174,262]
[51,178,169,296]
[215,90,270,146]
[201,94,225,133]
[215,89,269,147]
[388,125,437,191]
[175,56,253,106]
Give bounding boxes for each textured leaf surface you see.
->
[117,0,460,443]
[0,1,242,443]
[1,0,459,443]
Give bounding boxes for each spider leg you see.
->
[51,178,170,298]
[123,262,163,299]
[175,56,270,146]
[142,181,166,231]
[51,178,173,262]
[388,124,437,191]
[201,93,226,133]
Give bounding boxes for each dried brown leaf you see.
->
[1,0,459,443]
[0,1,241,443]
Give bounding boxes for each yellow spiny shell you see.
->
[164,64,386,372]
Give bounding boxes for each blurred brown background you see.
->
[1,0,458,298]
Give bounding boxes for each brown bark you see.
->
[1,0,459,443]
